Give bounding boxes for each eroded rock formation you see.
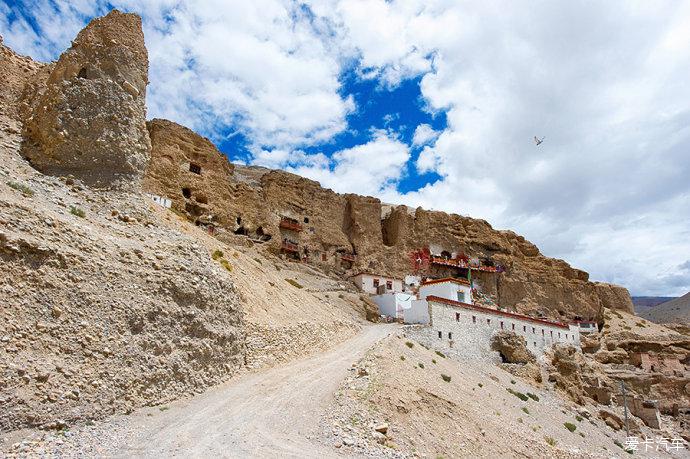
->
[491,331,536,364]
[20,10,150,186]
[142,120,634,321]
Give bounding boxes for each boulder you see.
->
[491,331,535,364]
[21,10,150,187]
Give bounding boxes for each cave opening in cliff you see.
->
[182,187,191,198]
[234,226,248,236]
[255,226,272,242]
[189,163,201,174]
[77,67,88,79]
[441,250,452,259]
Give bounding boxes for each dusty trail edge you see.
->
[110,323,396,458]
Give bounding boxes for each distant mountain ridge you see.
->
[638,293,690,324]
[632,296,677,314]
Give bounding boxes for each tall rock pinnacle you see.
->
[21,10,151,187]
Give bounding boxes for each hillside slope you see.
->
[0,11,367,432]
[640,293,690,324]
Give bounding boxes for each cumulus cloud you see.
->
[412,123,439,147]
[289,129,411,196]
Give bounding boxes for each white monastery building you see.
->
[368,276,581,361]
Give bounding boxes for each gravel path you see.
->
[4,324,396,458]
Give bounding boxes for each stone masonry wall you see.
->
[406,301,580,363]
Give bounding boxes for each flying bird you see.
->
[534,136,545,146]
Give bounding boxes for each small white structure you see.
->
[372,292,415,319]
[419,277,473,304]
[146,193,172,208]
[350,272,404,295]
[575,321,598,334]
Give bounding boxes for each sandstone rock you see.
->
[491,331,536,364]
[374,423,389,434]
[20,10,151,187]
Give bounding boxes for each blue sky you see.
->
[2,0,690,296]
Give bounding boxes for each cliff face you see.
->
[19,10,151,187]
[142,119,634,321]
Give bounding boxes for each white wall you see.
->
[419,281,472,304]
[372,293,414,319]
[406,299,580,362]
[404,299,430,324]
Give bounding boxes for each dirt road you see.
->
[100,323,395,458]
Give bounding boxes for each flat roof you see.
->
[426,295,570,330]
[421,277,470,287]
[347,271,400,280]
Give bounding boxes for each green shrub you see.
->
[441,374,451,383]
[511,380,516,384]
[527,392,540,402]
[521,407,529,414]
[507,388,529,401]
[400,355,405,361]
[219,258,233,272]
[564,422,576,432]
[418,363,425,369]
[435,350,446,358]
[545,437,556,447]
[286,279,303,289]
[212,250,224,260]
[254,257,262,264]
[478,383,483,388]
[69,206,85,218]
[405,341,414,348]
[575,415,583,422]
[7,181,34,196]
[432,359,437,364]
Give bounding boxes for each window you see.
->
[182,187,191,198]
[558,332,561,338]
[523,326,526,332]
[304,217,309,223]
[189,163,201,174]
[512,323,515,331]
[456,313,460,322]
[438,331,442,339]
[457,291,465,302]
[373,279,380,288]
[500,321,504,329]
[448,332,452,339]
[532,327,536,334]
[386,280,393,290]
[542,329,545,336]
[534,342,537,347]
[472,316,476,324]
[486,318,491,325]
[321,253,327,261]
[565,334,568,339]
[550,331,553,337]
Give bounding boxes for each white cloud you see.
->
[289,129,410,196]
[411,123,439,147]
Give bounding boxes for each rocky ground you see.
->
[321,334,688,458]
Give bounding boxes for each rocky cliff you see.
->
[19,10,150,187]
[142,119,634,321]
